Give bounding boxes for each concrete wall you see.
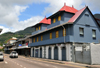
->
[90,43,100,64]
[74,44,91,64]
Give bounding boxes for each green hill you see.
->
[0,26,35,46]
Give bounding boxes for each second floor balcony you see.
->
[29,35,73,47]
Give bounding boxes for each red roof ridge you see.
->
[59,3,78,13]
[39,16,51,25]
[68,6,87,23]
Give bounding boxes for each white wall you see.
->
[91,43,100,64]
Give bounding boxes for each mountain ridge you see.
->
[0,26,35,46]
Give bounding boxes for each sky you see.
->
[0,0,100,34]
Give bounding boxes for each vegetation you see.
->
[0,26,35,46]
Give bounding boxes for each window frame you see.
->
[50,33,52,39]
[41,36,43,41]
[79,27,84,36]
[53,18,56,23]
[37,37,38,42]
[56,31,59,38]
[33,38,35,43]
[63,28,66,36]
[36,27,38,31]
[92,29,96,39]
[39,26,41,30]
[58,16,61,21]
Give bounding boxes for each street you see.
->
[0,54,85,68]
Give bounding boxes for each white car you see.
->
[0,52,4,61]
[9,51,18,58]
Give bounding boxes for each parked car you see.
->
[9,51,18,58]
[0,52,4,61]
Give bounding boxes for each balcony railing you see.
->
[29,35,73,47]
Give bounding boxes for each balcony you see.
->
[29,35,73,47]
[17,44,29,49]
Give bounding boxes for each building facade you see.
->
[4,37,17,54]
[28,3,100,63]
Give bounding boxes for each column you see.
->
[42,46,44,58]
[38,47,40,58]
[51,46,54,59]
[58,46,62,60]
[31,47,33,57]
[46,46,49,59]
[34,47,35,57]
[66,44,72,61]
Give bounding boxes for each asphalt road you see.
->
[0,54,85,68]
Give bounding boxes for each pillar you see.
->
[38,47,40,58]
[31,47,33,57]
[58,46,62,60]
[51,45,54,59]
[34,47,35,57]
[42,46,44,58]
[46,46,49,59]
[66,44,72,61]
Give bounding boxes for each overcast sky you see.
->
[0,0,100,34]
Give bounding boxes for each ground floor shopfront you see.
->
[15,48,31,57]
[30,43,92,64]
[4,48,31,57]
[30,43,72,61]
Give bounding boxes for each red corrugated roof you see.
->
[39,16,51,25]
[59,3,78,13]
[68,6,87,23]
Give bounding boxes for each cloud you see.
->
[32,0,99,14]
[12,16,43,31]
[0,26,10,34]
[0,0,43,33]
[0,0,100,34]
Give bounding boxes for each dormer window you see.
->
[39,26,41,30]
[36,27,38,31]
[58,16,61,21]
[53,18,56,23]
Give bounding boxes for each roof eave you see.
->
[27,22,73,38]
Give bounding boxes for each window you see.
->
[56,31,59,38]
[37,37,38,42]
[50,33,52,39]
[53,18,56,23]
[41,36,43,41]
[92,29,96,39]
[79,28,84,36]
[39,26,41,30]
[36,27,38,31]
[63,29,66,36]
[58,16,61,21]
[33,38,35,43]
